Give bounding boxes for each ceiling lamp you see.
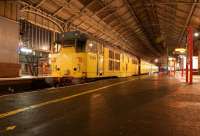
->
[20,47,32,54]
[174,48,186,53]
[194,32,199,37]
[89,43,93,47]
[168,57,175,61]
[154,58,158,63]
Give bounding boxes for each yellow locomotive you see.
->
[50,31,158,81]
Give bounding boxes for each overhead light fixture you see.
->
[168,57,175,61]
[175,48,186,53]
[89,43,93,47]
[154,58,158,63]
[20,47,32,54]
[194,32,199,37]
[42,46,48,51]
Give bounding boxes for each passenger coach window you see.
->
[109,50,114,59]
[115,53,120,60]
[86,40,97,53]
[115,62,120,71]
[109,60,114,71]
[109,50,114,71]
[86,40,103,54]
[114,53,120,71]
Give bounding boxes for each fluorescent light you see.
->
[42,46,48,51]
[168,57,175,61]
[20,47,32,54]
[175,48,186,53]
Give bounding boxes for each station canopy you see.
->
[19,0,200,60]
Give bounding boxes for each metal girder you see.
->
[159,27,181,36]
[157,7,186,22]
[36,0,46,8]
[52,0,95,23]
[72,1,124,31]
[69,0,96,22]
[144,1,200,6]
[92,0,116,15]
[102,1,157,54]
[73,0,151,57]
[128,2,157,41]
[20,0,157,59]
[108,9,129,24]
[101,11,116,21]
[148,0,161,34]
[159,24,181,35]
[118,28,129,35]
[157,14,184,29]
[178,0,198,43]
[156,4,189,16]
[124,0,161,56]
[19,1,65,32]
[53,0,71,16]
[113,24,124,32]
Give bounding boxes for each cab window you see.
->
[62,39,86,52]
[75,39,86,52]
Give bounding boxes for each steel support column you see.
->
[186,61,189,82]
[181,57,184,77]
[174,60,176,76]
[187,26,193,84]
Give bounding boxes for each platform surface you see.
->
[0,75,200,136]
[0,75,54,81]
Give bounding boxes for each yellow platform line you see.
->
[0,78,135,119]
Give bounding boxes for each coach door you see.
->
[97,43,104,77]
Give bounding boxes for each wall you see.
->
[0,16,20,77]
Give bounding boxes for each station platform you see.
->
[0,76,54,93]
[0,74,200,136]
[170,71,200,83]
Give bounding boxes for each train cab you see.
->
[51,31,104,79]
